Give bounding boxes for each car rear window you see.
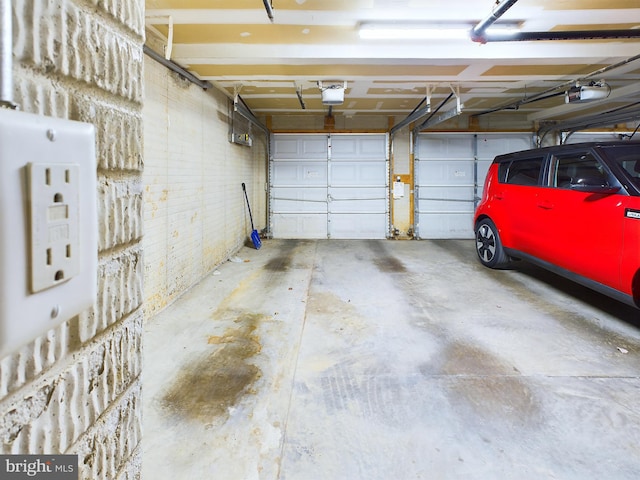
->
[499,157,544,186]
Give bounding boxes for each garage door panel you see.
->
[302,138,330,157]
[272,214,327,239]
[477,135,532,159]
[418,186,475,213]
[331,135,387,159]
[329,214,387,239]
[358,137,387,158]
[272,138,300,157]
[272,135,328,159]
[419,213,473,239]
[271,187,327,214]
[329,187,387,213]
[272,161,328,187]
[418,135,474,159]
[417,159,474,186]
[331,162,386,186]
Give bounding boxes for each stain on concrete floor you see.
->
[440,342,518,376]
[264,254,293,272]
[367,240,407,273]
[161,313,265,423]
[421,341,541,424]
[264,239,310,272]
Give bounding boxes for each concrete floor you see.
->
[142,239,640,480]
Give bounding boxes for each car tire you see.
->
[475,218,510,269]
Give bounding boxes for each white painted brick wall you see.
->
[0,1,144,479]
[98,179,144,251]
[1,312,142,454]
[143,53,268,317]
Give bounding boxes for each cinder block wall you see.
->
[143,41,268,317]
[0,1,144,479]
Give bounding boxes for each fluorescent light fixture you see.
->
[483,26,521,40]
[358,22,520,40]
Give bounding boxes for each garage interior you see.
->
[1,0,640,479]
[141,1,640,478]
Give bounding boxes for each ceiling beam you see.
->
[170,42,640,62]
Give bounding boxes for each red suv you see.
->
[474,141,640,308]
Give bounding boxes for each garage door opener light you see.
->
[318,81,347,105]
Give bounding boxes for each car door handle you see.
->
[537,200,554,209]
[493,193,504,200]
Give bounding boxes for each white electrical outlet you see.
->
[27,163,81,292]
[0,109,97,358]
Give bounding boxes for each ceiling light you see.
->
[358,22,520,40]
[483,26,521,40]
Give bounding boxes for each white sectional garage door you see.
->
[271,134,388,239]
[415,133,533,239]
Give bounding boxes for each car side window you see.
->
[503,157,544,186]
[552,152,615,189]
[621,158,640,177]
[614,154,640,189]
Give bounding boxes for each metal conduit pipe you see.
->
[143,45,213,90]
[471,0,519,43]
[473,0,640,42]
[262,0,274,22]
[0,0,16,108]
[483,29,640,42]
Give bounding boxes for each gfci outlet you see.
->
[0,109,97,358]
[28,163,81,292]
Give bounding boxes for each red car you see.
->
[474,141,640,308]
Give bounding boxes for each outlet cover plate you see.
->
[0,109,97,358]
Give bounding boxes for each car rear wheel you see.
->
[475,218,510,268]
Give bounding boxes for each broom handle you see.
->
[241,183,255,230]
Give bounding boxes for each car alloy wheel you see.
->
[476,223,496,263]
[475,218,509,268]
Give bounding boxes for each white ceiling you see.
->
[145,0,640,129]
